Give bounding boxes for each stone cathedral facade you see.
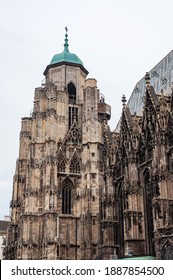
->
[5,30,173,260]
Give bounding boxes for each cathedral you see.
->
[4,29,173,260]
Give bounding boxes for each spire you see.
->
[145,72,150,90]
[121,94,127,109]
[64,26,69,52]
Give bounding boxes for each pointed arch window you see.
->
[143,168,155,256]
[62,178,73,214]
[57,156,66,173]
[161,240,173,260]
[68,82,76,104]
[70,156,80,174]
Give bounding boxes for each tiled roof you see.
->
[115,50,173,132]
[128,50,173,116]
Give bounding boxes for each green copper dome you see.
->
[50,27,84,66]
[43,28,88,76]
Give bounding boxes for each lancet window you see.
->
[68,82,76,104]
[144,168,155,256]
[62,178,73,214]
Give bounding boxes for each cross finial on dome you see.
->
[64,26,69,52]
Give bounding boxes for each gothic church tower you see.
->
[5,29,114,260]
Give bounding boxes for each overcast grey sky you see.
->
[1,0,173,219]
